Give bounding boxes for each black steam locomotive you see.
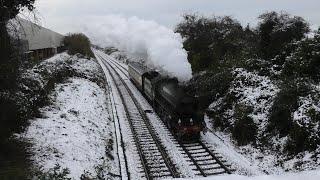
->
[128,62,205,139]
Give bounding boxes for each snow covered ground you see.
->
[17,50,320,179]
[18,53,119,179]
[169,169,320,180]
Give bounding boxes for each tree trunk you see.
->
[0,23,18,90]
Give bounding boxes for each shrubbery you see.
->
[63,33,94,58]
[285,122,319,155]
[1,1,36,178]
[281,31,320,82]
[257,12,310,60]
[176,14,251,73]
[232,105,257,146]
[177,12,320,156]
[268,81,299,136]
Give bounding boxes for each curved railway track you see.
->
[98,54,180,179]
[97,52,233,178]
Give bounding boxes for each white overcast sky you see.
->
[29,0,319,34]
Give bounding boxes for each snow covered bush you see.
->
[232,104,258,146]
[257,11,310,60]
[268,81,299,137]
[282,32,320,82]
[187,70,234,110]
[63,33,95,58]
[208,68,278,145]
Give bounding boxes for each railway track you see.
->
[179,140,232,176]
[97,52,233,178]
[97,54,180,179]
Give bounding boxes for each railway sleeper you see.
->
[140,145,159,150]
[140,142,157,147]
[131,121,147,126]
[185,146,204,150]
[137,134,153,138]
[138,138,155,143]
[150,171,172,177]
[148,163,167,168]
[187,147,206,152]
[142,148,159,153]
[191,152,211,157]
[197,160,218,166]
[183,143,200,146]
[137,135,153,138]
[149,167,170,173]
[148,159,165,165]
[193,156,215,161]
[144,149,161,154]
[136,130,150,134]
[193,166,223,171]
[141,146,160,150]
[137,134,154,141]
[188,149,206,153]
[132,123,148,128]
[132,122,148,126]
[145,152,162,158]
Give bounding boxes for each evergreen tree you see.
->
[257,11,310,61]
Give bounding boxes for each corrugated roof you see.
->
[17,18,64,50]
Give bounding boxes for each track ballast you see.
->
[98,54,180,179]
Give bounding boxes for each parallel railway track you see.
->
[97,52,233,179]
[98,53,180,179]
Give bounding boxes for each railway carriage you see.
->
[128,62,205,139]
[128,62,148,91]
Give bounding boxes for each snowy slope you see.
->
[169,169,320,180]
[18,53,119,179]
[207,67,320,174]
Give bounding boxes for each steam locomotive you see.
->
[128,62,205,139]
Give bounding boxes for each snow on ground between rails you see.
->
[95,49,145,179]
[18,53,118,179]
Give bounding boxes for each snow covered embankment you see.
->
[205,67,320,175]
[173,169,320,180]
[18,53,118,179]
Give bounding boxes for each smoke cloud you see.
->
[83,15,192,82]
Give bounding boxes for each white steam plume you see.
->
[83,15,192,82]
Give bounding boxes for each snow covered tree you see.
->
[175,14,247,73]
[63,33,95,58]
[282,31,320,82]
[257,11,310,61]
[0,0,36,89]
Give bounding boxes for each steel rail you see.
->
[99,54,180,179]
